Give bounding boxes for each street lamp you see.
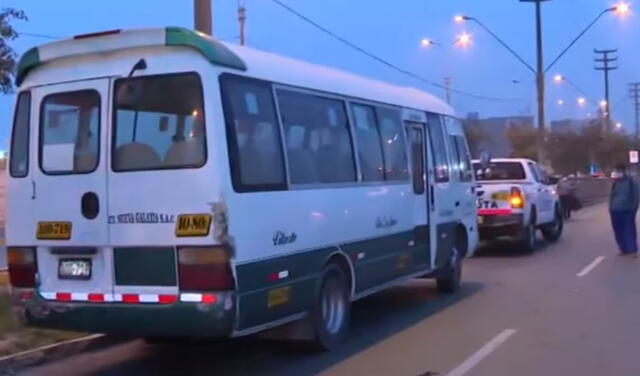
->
[456,32,473,47]
[616,122,623,129]
[456,3,630,163]
[599,100,608,108]
[557,99,564,106]
[421,38,437,47]
[578,97,587,106]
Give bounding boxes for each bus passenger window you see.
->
[351,104,384,181]
[455,135,473,182]
[40,90,100,174]
[220,75,286,191]
[113,73,206,171]
[376,107,409,181]
[10,92,31,178]
[409,127,425,194]
[427,114,449,182]
[277,90,356,185]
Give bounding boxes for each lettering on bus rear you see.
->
[175,214,212,237]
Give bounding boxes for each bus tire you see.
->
[436,232,465,294]
[310,264,350,351]
[541,205,564,242]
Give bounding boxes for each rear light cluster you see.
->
[8,247,37,288]
[177,247,235,291]
[510,187,525,209]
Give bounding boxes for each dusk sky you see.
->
[1,0,638,151]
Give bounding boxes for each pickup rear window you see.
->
[473,162,526,181]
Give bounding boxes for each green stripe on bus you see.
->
[16,47,40,86]
[165,27,247,71]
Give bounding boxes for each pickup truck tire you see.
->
[518,216,537,254]
[541,206,564,242]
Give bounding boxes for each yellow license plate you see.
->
[175,214,212,237]
[478,216,485,225]
[491,192,510,200]
[37,221,72,240]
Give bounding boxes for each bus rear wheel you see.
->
[310,264,350,351]
[437,237,464,294]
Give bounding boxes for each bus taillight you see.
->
[8,247,37,288]
[177,247,235,291]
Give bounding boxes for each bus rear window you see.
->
[112,73,206,172]
[473,162,526,181]
[10,92,31,177]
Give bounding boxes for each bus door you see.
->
[30,78,113,300]
[403,111,431,269]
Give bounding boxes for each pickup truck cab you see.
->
[472,158,563,252]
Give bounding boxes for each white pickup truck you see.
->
[472,158,564,252]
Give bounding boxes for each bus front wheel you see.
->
[310,264,351,351]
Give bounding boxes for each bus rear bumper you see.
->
[13,290,236,338]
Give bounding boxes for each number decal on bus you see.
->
[175,214,212,237]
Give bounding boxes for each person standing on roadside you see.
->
[610,164,640,256]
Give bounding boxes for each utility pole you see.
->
[238,2,247,46]
[521,0,550,163]
[630,82,640,141]
[444,76,452,105]
[194,0,212,36]
[594,48,618,131]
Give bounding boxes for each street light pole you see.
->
[194,0,213,36]
[533,0,547,164]
[520,0,550,163]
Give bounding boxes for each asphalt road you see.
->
[14,204,640,376]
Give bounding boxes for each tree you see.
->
[0,8,27,94]
[462,119,485,158]
[506,123,537,161]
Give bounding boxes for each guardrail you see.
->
[572,177,612,206]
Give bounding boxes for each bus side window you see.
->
[409,127,425,194]
[220,75,286,192]
[276,90,356,185]
[351,104,385,181]
[10,91,31,178]
[427,114,449,182]
[376,107,409,181]
[455,135,473,182]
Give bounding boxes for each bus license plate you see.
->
[176,214,212,237]
[59,259,92,280]
[37,221,72,240]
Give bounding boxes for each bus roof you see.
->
[16,26,453,116]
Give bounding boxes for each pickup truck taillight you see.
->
[177,246,235,291]
[510,187,525,209]
[8,247,37,288]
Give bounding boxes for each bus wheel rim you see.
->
[322,278,345,335]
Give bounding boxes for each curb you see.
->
[0,334,127,374]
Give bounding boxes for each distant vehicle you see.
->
[7,27,478,349]
[472,158,563,252]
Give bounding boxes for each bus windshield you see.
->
[473,162,526,181]
[112,72,206,171]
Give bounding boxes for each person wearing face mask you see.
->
[610,164,640,256]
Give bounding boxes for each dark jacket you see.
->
[610,176,640,212]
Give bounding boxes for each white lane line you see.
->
[576,256,606,277]
[445,329,517,376]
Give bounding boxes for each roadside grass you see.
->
[0,287,84,357]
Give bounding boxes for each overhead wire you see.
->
[269,0,524,103]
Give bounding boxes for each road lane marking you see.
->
[576,256,605,277]
[445,329,517,376]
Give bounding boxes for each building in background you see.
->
[550,118,593,132]
[464,113,534,158]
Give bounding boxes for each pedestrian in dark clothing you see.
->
[609,164,640,256]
